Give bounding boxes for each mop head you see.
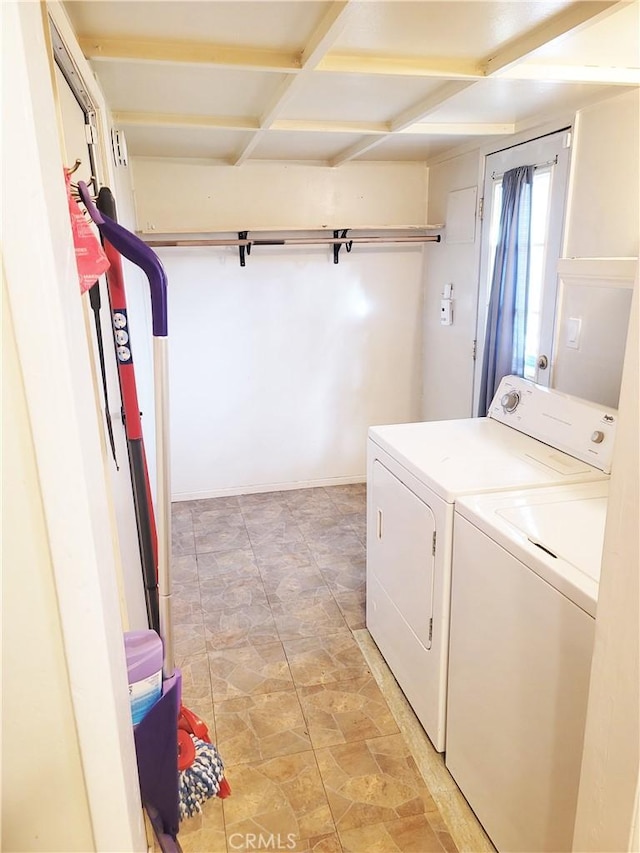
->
[178,734,226,820]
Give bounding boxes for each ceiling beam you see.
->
[330,78,488,165]
[271,118,389,134]
[332,2,622,167]
[498,61,640,86]
[78,35,300,73]
[258,2,352,129]
[112,111,517,139]
[300,1,352,68]
[328,120,516,165]
[318,53,483,79]
[233,1,353,165]
[82,0,629,169]
[400,122,516,136]
[79,35,634,86]
[390,81,477,132]
[117,116,383,138]
[329,136,388,167]
[482,1,620,76]
[112,111,259,131]
[78,4,624,86]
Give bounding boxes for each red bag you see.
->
[65,169,110,293]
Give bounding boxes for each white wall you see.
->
[421,150,482,421]
[573,272,640,852]
[2,277,95,852]
[132,158,429,232]
[131,156,430,498]
[2,3,145,849]
[158,244,425,498]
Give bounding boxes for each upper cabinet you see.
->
[564,90,640,259]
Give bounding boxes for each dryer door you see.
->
[370,460,436,648]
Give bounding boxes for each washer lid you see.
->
[369,418,605,503]
[455,482,609,616]
[497,498,607,584]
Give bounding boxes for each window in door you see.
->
[486,166,552,381]
[473,130,571,414]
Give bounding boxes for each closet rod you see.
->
[145,235,441,248]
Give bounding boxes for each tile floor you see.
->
[171,484,487,853]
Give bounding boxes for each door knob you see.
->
[537,355,549,370]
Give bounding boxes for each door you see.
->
[368,460,436,649]
[473,130,572,413]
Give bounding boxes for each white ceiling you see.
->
[64,0,640,165]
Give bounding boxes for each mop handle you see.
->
[96,187,160,633]
[78,182,174,679]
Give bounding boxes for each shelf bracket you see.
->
[333,229,350,264]
[238,231,249,267]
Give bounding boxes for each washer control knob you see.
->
[591,430,605,444]
[501,391,521,413]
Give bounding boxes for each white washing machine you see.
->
[366,375,616,752]
[446,481,609,852]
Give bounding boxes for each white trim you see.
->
[4,4,145,850]
[48,1,117,191]
[556,257,638,284]
[173,475,366,502]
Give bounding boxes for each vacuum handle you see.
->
[78,182,168,337]
[78,181,173,677]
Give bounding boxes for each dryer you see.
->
[446,481,608,852]
[366,375,616,751]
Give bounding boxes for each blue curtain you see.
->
[478,165,534,414]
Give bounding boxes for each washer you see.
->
[366,375,616,752]
[446,481,608,852]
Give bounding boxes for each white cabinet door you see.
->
[369,460,436,648]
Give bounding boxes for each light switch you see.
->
[567,317,582,349]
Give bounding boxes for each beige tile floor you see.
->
[172,485,492,853]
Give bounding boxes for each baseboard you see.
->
[172,474,366,503]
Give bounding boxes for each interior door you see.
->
[473,130,572,413]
